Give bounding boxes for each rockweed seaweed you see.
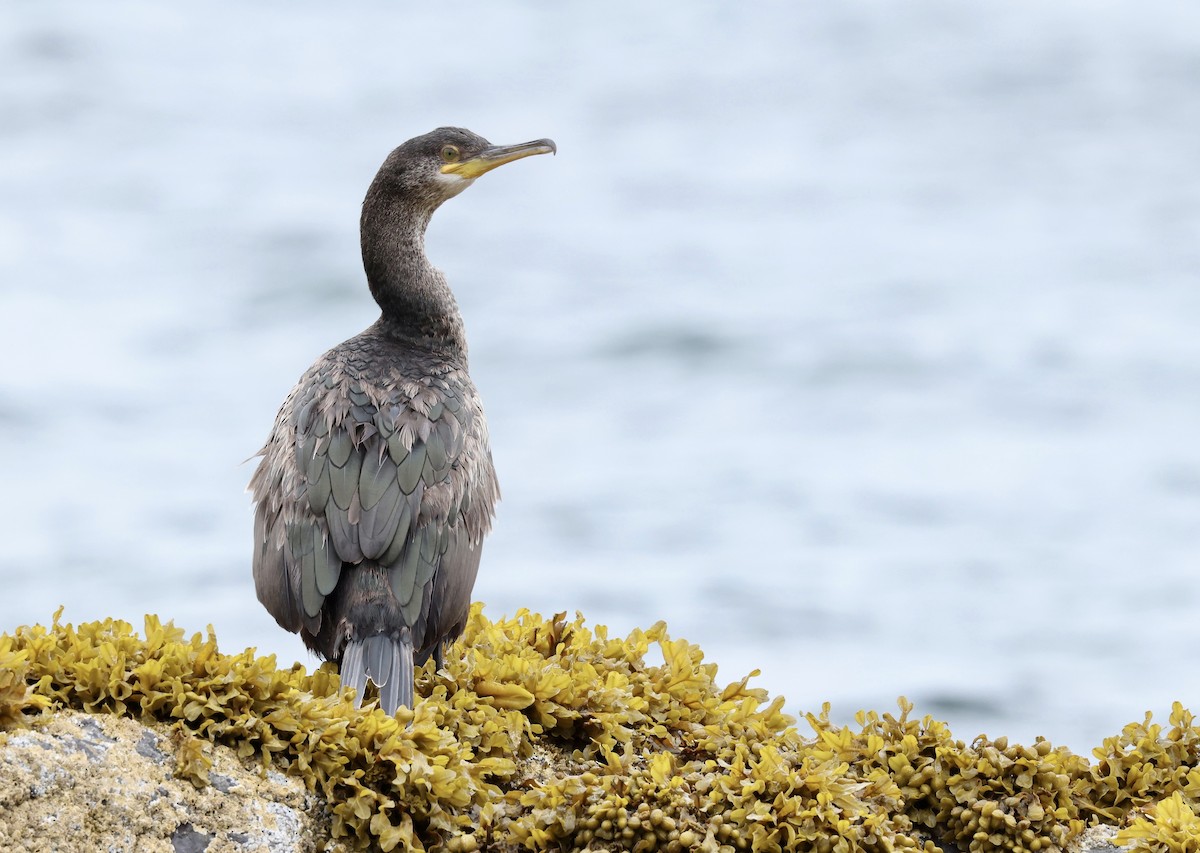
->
[1115,791,1200,853]
[1,608,1198,852]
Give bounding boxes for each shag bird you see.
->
[249,127,555,713]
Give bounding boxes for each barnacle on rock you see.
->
[1,606,1199,853]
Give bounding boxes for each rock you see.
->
[1072,824,1128,853]
[0,710,332,852]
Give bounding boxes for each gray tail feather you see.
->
[341,633,414,714]
[339,640,369,707]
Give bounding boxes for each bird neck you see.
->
[360,191,468,361]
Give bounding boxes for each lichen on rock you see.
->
[1,607,1199,853]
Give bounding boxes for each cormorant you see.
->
[249,127,555,713]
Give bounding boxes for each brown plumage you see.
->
[249,127,555,712]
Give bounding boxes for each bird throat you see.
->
[360,191,468,360]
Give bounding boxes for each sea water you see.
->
[1,0,1198,754]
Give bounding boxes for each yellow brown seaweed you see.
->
[1,608,1198,852]
[1115,791,1200,853]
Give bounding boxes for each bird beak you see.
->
[441,139,557,179]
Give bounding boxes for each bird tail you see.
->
[339,630,414,714]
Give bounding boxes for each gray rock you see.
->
[171,823,213,853]
[1072,824,1130,853]
[0,710,338,852]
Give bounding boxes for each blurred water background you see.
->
[2,1,1198,754]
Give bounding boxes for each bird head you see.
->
[373,127,557,210]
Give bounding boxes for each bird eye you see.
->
[441,145,460,163]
